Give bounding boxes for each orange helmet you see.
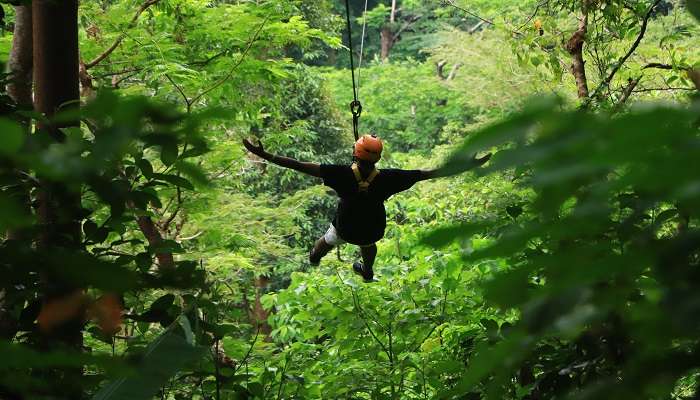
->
[353,134,383,162]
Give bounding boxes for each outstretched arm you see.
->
[418,153,492,181]
[243,138,321,178]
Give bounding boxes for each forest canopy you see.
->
[0,0,699,399]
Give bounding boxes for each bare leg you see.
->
[309,235,334,265]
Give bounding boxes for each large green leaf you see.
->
[92,324,205,400]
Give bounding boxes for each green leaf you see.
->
[0,118,24,155]
[160,142,179,166]
[175,161,209,187]
[178,315,195,345]
[151,173,194,190]
[92,331,205,400]
[148,239,183,254]
[422,221,493,248]
[136,159,154,179]
[688,0,700,21]
[506,205,523,219]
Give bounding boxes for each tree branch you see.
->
[629,86,697,93]
[614,76,641,109]
[566,3,589,99]
[447,62,463,80]
[436,60,448,79]
[84,0,161,70]
[642,62,673,70]
[587,0,662,101]
[391,15,421,44]
[165,73,192,111]
[188,17,269,109]
[188,50,229,67]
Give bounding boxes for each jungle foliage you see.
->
[0,0,699,399]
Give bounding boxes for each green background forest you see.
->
[0,0,699,399]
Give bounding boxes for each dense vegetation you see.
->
[0,0,698,399]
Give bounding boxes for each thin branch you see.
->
[642,62,673,70]
[587,0,662,101]
[468,20,486,34]
[442,0,523,36]
[391,15,422,43]
[517,0,548,31]
[188,50,229,67]
[160,201,182,233]
[441,0,495,27]
[630,86,696,93]
[165,73,192,112]
[233,327,261,375]
[188,17,269,108]
[94,67,144,78]
[334,269,391,356]
[85,0,161,70]
[178,231,203,241]
[614,76,641,109]
[352,291,391,358]
[112,72,140,88]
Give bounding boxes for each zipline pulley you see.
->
[350,100,362,141]
[344,0,368,141]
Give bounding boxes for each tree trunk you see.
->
[380,0,397,61]
[0,2,34,343]
[380,26,393,61]
[34,0,82,246]
[136,214,175,269]
[688,69,700,91]
[5,4,33,241]
[566,3,589,99]
[7,5,33,109]
[250,276,272,340]
[33,0,80,129]
[33,1,84,397]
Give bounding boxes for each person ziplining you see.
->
[242,1,489,282]
[242,135,491,282]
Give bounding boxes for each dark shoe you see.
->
[352,262,374,283]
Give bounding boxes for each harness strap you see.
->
[351,163,379,192]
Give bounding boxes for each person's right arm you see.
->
[243,138,321,178]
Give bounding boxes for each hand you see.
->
[243,138,268,159]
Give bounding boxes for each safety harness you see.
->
[351,162,379,193]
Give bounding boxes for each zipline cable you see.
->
[357,0,369,99]
[344,0,363,140]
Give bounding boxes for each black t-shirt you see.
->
[320,164,422,246]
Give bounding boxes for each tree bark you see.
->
[5,4,33,241]
[136,214,175,269]
[7,5,33,109]
[436,60,447,79]
[688,69,700,91]
[566,3,589,99]
[380,25,393,61]
[380,0,397,61]
[0,3,34,344]
[250,276,272,340]
[615,77,640,109]
[34,0,82,246]
[447,62,463,81]
[33,1,80,127]
[32,1,83,397]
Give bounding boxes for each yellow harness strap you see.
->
[351,163,379,192]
